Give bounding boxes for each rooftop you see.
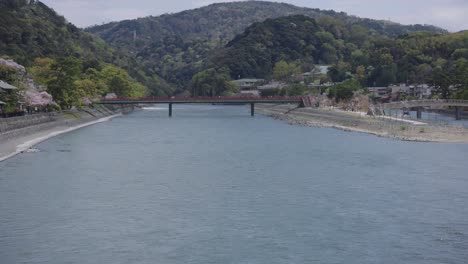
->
[257,82,286,90]
[313,65,331,75]
[234,79,265,83]
[0,80,17,90]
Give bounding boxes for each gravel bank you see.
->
[257,104,468,143]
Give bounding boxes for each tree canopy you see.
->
[87,1,446,94]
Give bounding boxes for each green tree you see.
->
[82,67,109,96]
[328,79,362,102]
[0,64,19,84]
[355,65,367,86]
[74,79,98,104]
[190,68,237,96]
[328,62,351,83]
[101,65,135,97]
[46,57,83,109]
[286,83,307,96]
[272,61,299,82]
[453,58,468,99]
[29,57,55,85]
[431,67,452,99]
[452,48,468,60]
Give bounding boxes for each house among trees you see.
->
[258,82,286,91]
[233,79,265,90]
[366,84,435,102]
[233,79,265,96]
[367,87,390,100]
[308,65,331,78]
[0,80,17,92]
[0,80,18,114]
[257,82,287,96]
[389,84,434,100]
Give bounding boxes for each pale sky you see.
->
[40,0,468,32]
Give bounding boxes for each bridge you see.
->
[95,96,305,116]
[382,99,468,120]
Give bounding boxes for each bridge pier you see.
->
[169,103,173,117]
[416,107,422,119]
[251,103,255,117]
[455,106,462,120]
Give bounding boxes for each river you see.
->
[1,105,468,264]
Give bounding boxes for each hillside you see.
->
[86,1,447,92]
[3,1,463,100]
[0,0,172,97]
[1,1,118,66]
[204,16,468,98]
[211,15,325,79]
[88,1,446,51]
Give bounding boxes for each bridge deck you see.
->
[95,96,304,117]
[95,96,303,105]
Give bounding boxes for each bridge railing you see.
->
[98,96,303,102]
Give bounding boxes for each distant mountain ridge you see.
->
[87,1,446,51]
[2,0,465,100]
[86,1,447,91]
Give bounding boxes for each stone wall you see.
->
[0,105,134,142]
[0,113,57,133]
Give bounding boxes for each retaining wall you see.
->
[0,105,133,142]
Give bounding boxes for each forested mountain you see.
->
[87,1,447,93]
[1,0,112,65]
[88,1,445,50]
[2,1,465,101]
[200,15,468,98]
[0,0,173,101]
[211,16,326,79]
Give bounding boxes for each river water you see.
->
[1,105,468,264]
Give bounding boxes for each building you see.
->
[257,82,286,91]
[104,93,117,99]
[255,82,287,96]
[0,80,19,114]
[367,87,390,99]
[233,79,265,91]
[389,84,433,100]
[301,65,331,83]
[0,80,17,92]
[313,65,331,75]
[415,84,433,99]
[239,90,260,96]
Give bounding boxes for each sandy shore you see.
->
[0,114,121,162]
[257,104,468,143]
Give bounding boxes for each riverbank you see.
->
[257,104,468,143]
[0,105,132,162]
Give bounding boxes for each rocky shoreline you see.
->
[257,104,468,143]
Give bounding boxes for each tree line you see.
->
[194,15,468,99]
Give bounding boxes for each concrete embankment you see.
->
[257,104,468,143]
[0,105,134,161]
